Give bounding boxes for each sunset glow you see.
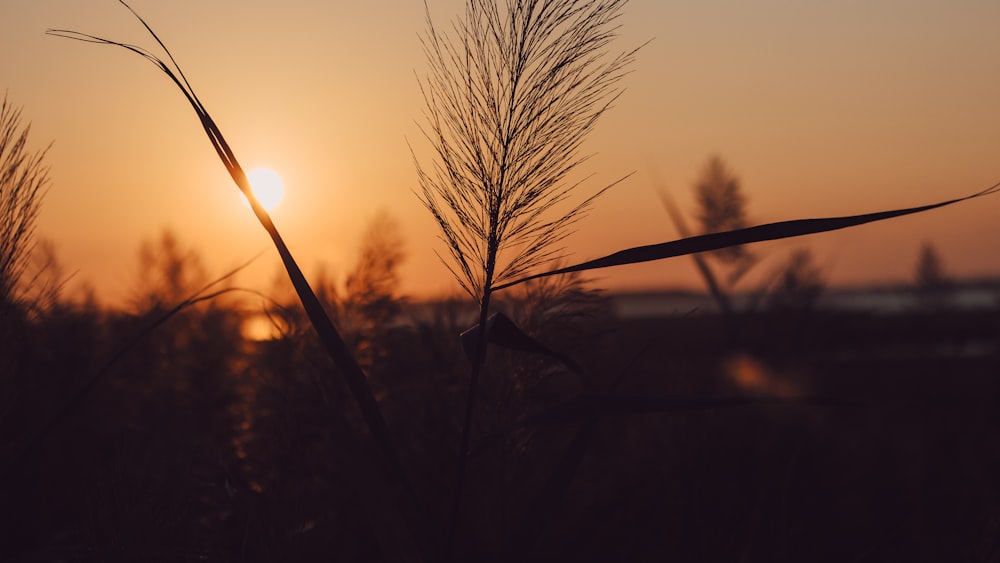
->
[5,2,1000,559]
[4,0,1000,303]
[245,167,285,212]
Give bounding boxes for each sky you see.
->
[3,0,999,305]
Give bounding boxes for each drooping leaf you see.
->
[460,311,587,374]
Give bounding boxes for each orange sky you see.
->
[3,0,1000,304]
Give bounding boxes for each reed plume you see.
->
[415,0,639,557]
[416,0,639,300]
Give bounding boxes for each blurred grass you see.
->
[13,2,999,562]
[4,283,999,561]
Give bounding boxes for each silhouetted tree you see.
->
[113,229,241,433]
[17,239,70,320]
[342,210,406,368]
[130,229,208,312]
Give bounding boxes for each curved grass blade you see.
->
[48,5,427,558]
[495,182,1000,291]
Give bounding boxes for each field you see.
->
[3,1,1000,561]
[3,277,999,561]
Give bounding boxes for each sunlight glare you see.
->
[244,167,285,211]
[242,313,281,341]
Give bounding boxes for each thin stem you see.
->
[447,228,499,559]
[656,186,734,317]
[446,285,494,562]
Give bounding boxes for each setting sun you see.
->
[7,2,1000,561]
[245,167,285,211]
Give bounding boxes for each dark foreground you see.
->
[2,291,999,562]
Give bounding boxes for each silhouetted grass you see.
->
[7,1,996,562]
[48,4,427,559]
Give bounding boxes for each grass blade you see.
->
[495,183,1000,291]
[656,184,735,316]
[48,4,427,559]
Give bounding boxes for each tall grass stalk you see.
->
[43,2,1000,560]
[415,0,638,556]
[47,4,425,558]
[656,185,735,317]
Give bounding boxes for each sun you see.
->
[244,167,285,211]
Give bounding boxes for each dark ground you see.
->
[2,290,999,562]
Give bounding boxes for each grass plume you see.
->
[415,0,639,556]
[416,0,640,298]
[0,93,50,308]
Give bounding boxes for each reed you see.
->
[39,1,1000,561]
[414,0,639,556]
